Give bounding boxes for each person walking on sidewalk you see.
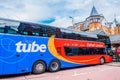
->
[116,47,120,62]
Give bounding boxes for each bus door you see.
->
[0,45,18,75]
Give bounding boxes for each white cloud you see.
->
[50,16,72,28]
[0,0,120,28]
[0,0,56,21]
[50,16,87,28]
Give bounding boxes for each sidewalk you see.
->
[106,62,120,67]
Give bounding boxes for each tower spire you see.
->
[90,6,99,16]
[113,15,118,25]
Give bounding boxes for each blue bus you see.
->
[0,18,112,75]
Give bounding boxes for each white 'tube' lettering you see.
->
[16,41,47,53]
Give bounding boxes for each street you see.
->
[1,62,120,80]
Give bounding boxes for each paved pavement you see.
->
[1,62,120,80]
[107,62,120,67]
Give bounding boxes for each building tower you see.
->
[67,5,115,36]
[114,18,120,35]
[85,6,104,32]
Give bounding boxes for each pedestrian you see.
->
[111,46,116,62]
[116,47,120,62]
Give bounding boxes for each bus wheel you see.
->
[49,60,60,72]
[32,61,46,74]
[100,57,105,65]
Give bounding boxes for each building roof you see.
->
[90,6,99,16]
[91,30,107,36]
[110,34,120,44]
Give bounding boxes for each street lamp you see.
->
[69,16,74,26]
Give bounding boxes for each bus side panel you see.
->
[59,60,88,68]
[2,57,17,75]
[16,37,50,73]
[0,35,17,75]
[2,52,17,75]
[17,53,31,74]
[28,48,56,71]
[0,46,3,75]
[3,63,17,75]
[0,62,3,75]
[104,55,112,63]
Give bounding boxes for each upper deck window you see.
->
[0,19,20,35]
[0,28,4,33]
[0,26,18,34]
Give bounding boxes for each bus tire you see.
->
[100,57,105,65]
[32,61,46,74]
[48,60,60,72]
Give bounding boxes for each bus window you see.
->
[89,48,93,55]
[23,31,28,35]
[62,32,67,38]
[33,32,39,36]
[94,48,104,55]
[95,48,99,54]
[71,47,79,56]
[8,29,18,34]
[78,48,84,55]
[85,48,90,55]
[99,48,106,54]
[28,31,33,35]
[64,47,71,56]
[43,33,48,37]
[46,27,55,37]
[42,27,46,33]
[4,26,10,33]
[0,26,18,34]
[92,48,96,55]
[64,47,79,56]
[0,28,4,33]
[55,28,61,38]
[89,48,96,55]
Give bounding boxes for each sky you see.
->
[0,0,120,28]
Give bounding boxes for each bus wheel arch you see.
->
[48,59,61,72]
[32,60,46,74]
[100,57,105,65]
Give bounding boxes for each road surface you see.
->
[1,62,120,80]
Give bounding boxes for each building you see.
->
[114,18,120,35]
[68,6,120,36]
